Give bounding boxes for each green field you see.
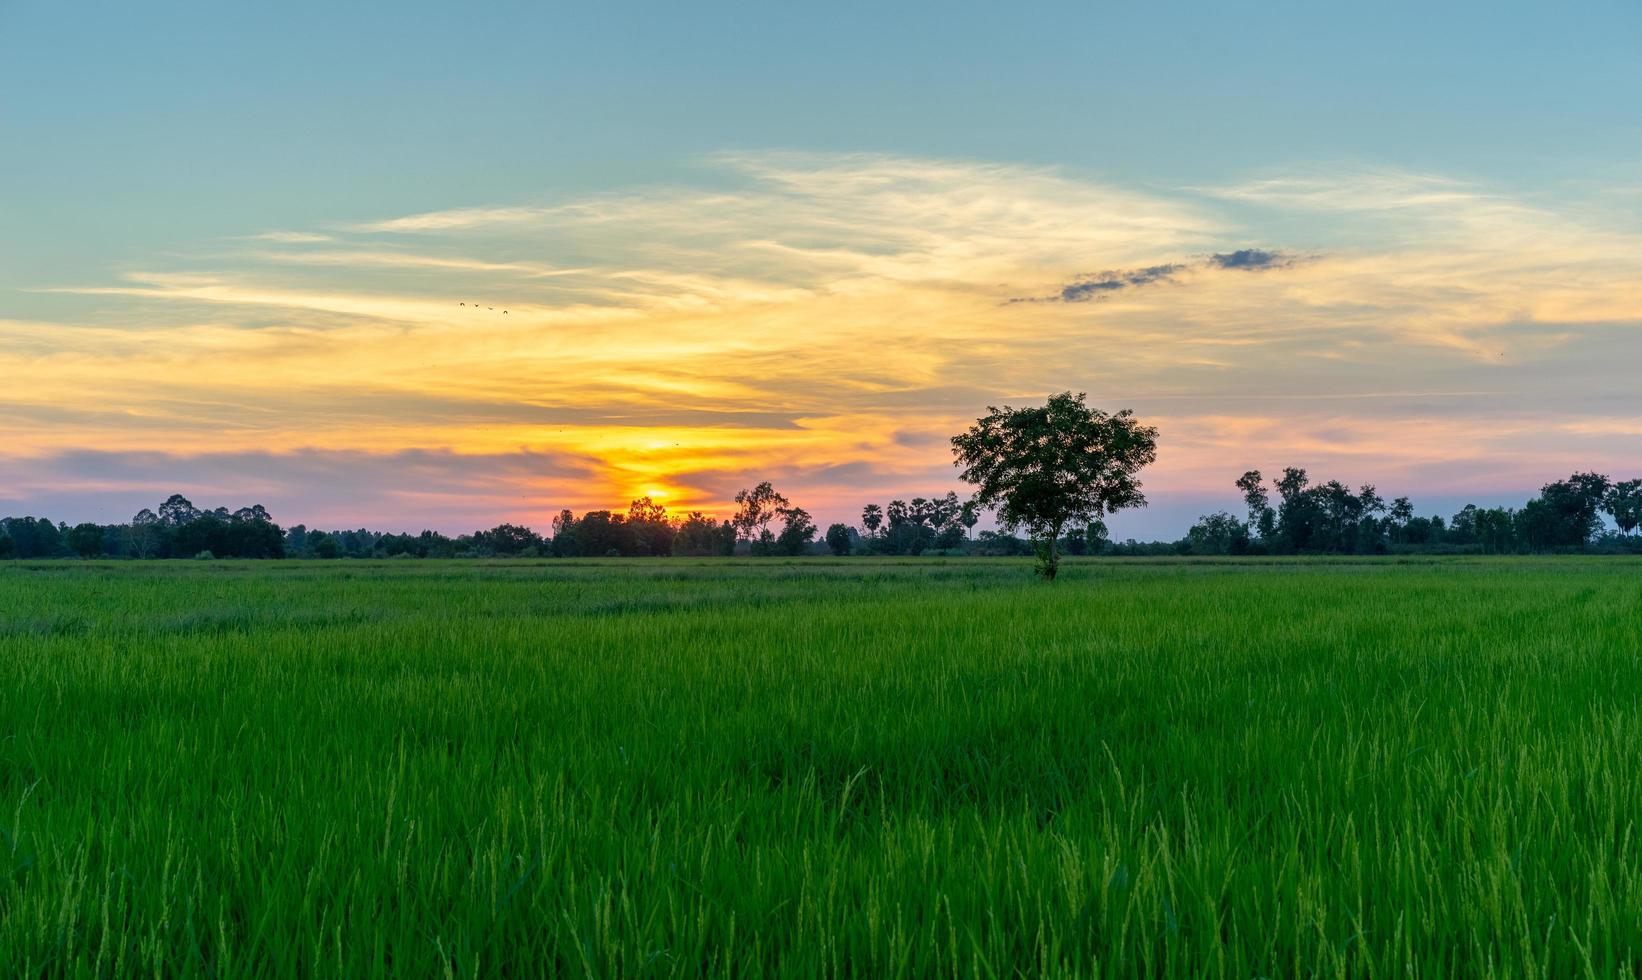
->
[3,558,1642,976]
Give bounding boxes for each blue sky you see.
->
[3,1,1640,535]
[8,1,1637,282]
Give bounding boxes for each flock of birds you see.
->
[459,303,508,314]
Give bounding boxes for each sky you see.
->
[3,1,1641,537]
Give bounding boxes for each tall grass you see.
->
[2,557,1641,976]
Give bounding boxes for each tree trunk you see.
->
[1035,524,1062,580]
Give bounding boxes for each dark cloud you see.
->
[892,429,943,449]
[1014,263,1184,304]
[1013,249,1299,304]
[1208,248,1288,271]
[1057,278,1127,301]
[1061,263,1183,302]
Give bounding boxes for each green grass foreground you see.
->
[3,557,1642,977]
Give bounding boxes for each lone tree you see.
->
[951,391,1158,580]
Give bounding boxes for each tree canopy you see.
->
[951,392,1158,579]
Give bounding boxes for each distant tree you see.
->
[879,498,934,555]
[170,513,222,558]
[1272,468,1311,550]
[1235,471,1270,533]
[732,482,789,543]
[672,511,736,556]
[285,523,310,556]
[932,491,966,548]
[1449,504,1480,545]
[860,504,883,539]
[974,529,1032,556]
[1061,528,1088,556]
[375,529,453,558]
[1259,468,1391,554]
[68,522,104,558]
[1185,512,1248,555]
[40,518,66,557]
[627,496,667,525]
[309,530,340,559]
[158,494,200,527]
[934,522,966,550]
[1084,518,1109,555]
[232,504,272,523]
[0,533,12,559]
[958,500,979,540]
[907,497,933,529]
[1534,472,1612,548]
[1402,516,1438,545]
[824,523,852,556]
[575,510,631,557]
[1354,485,1388,553]
[951,392,1158,580]
[626,497,675,556]
[473,523,543,557]
[1274,468,1309,500]
[220,509,285,558]
[1388,496,1414,543]
[125,508,161,558]
[773,507,817,556]
[1475,507,1517,554]
[1606,479,1642,536]
[550,509,580,557]
[1515,499,1562,552]
[1357,485,1386,519]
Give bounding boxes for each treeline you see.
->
[1,496,285,560]
[5,470,1640,561]
[0,487,815,560]
[1151,469,1642,557]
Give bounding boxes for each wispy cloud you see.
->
[6,152,1642,530]
[351,205,562,233]
[250,249,592,278]
[245,230,334,244]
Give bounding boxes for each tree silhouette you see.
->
[1235,471,1269,533]
[825,523,852,556]
[952,392,1157,580]
[1606,479,1641,536]
[68,523,103,559]
[732,482,789,544]
[860,503,883,539]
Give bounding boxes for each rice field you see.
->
[3,556,1641,977]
